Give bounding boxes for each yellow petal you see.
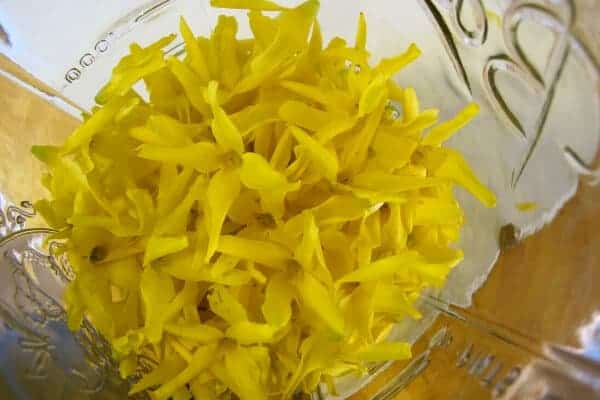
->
[270,130,294,171]
[413,197,464,226]
[422,102,480,146]
[143,235,189,266]
[205,168,241,261]
[161,253,252,286]
[234,1,318,94]
[205,81,245,154]
[137,142,221,173]
[394,108,440,136]
[284,334,339,397]
[208,285,248,324]
[289,126,338,182]
[210,0,287,11]
[372,131,418,170]
[279,80,354,112]
[516,201,538,212]
[164,323,224,343]
[387,80,404,103]
[143,68,182,115]
[402,87,419,123]
[362,209,382,248]
[213,16,241,90]
[190,379,218,400]
[279,100,330,132]
[240,152,287,189]
[246,262,268,284]
[164,281,202,322]
[147,113,198,144]
[218,235,291,268]
[227,189,262,225]
[381,203,408,252]
[285,19,323,81]
[61,94,133,154]
[33,199,68,229]
[344,95,385,171]
[346,57,372,99]
[426,148,496,207]
[343,283,375,341]
[312,195,369,225]
[31,144,60,165]
[223,346,269,400]
[119,355,138,379]
[67,215,137,238]
[351,171,445,192]
[212,254,241,276]
[285,149,311,181]
[104,256,141,291]
[373,43,421,78]
[295,212,332,285]
[241,152,299,218]
[352,342,412,362]
[140,266,176,342]
[358,74,387,117]
[226,321,280,344]
[315,116,358,143]
[297,272,345,336]
[230,102,280,137]
[373,283,422,319]
[129,125,187,147]
[361,250,456,287]
[355,12,367,50]
[152,344,218,400]
[251,0,318,73]
[253,124,274,159]
[180,17,210,83]
[154,176,205,236]
[337,251,425,284]
[95,35,175,104]
[172,387,193,400]
[64,278,85,331]
[168,57,211,117]
[129,356,186,395]
[249,11,278,50]
[262,273,294,326]
[126,188,155,234]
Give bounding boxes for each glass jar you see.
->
[1,0,599,399]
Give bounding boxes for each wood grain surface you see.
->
[1,54,598,399]
[0,55,77,226]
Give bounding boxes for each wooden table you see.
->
[1,55,599,399]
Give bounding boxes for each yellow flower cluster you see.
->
[33,0,495,399]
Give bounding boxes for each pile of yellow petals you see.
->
[33,0,495,399]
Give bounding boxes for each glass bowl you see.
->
[1,0,599,398]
